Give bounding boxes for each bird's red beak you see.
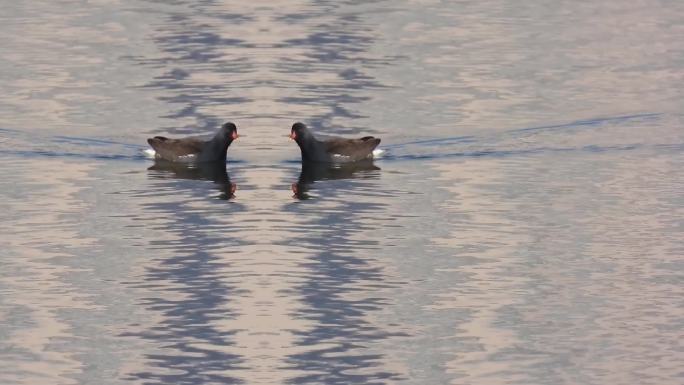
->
[231,131,239,140]
[289,131,296,140]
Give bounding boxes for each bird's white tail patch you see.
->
[143,149,157,159]
[372,148,385,159]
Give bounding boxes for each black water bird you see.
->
[147,122,239,163]
[289,122,380,163]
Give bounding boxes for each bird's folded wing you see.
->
[148,137,205,156]
[324,137,380,156]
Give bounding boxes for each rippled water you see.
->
[1,1,683,384]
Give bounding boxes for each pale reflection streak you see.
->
[217,167,318,385]
[0,1,169,136]
[360,1,684,136]
[430,160,535,384]
[0,158,96,385]
[502,153,684,385]
[425,151,684,385]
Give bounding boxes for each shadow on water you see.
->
[292,160,380,200]
[274,2,397,134]
[121,247,247,383]
[121,165,249,384]
[148,159,237,200]
[271,21,404,383]
[130,1,256,133]
[282,165,405,385]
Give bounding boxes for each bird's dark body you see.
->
[291,123,380,163]
[147,122,237,163]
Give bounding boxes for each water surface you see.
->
[1,1,683,385]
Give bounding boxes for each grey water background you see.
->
[1,1,683,384]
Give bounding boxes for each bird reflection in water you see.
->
[148,160,236,200]
[292,160,380,200]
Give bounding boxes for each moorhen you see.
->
[147,122,238,163]
[289,122,381,163]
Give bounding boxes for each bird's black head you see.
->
[290,122,310,141]
[221,122,239,140]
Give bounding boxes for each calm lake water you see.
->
[1,1,683,384]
